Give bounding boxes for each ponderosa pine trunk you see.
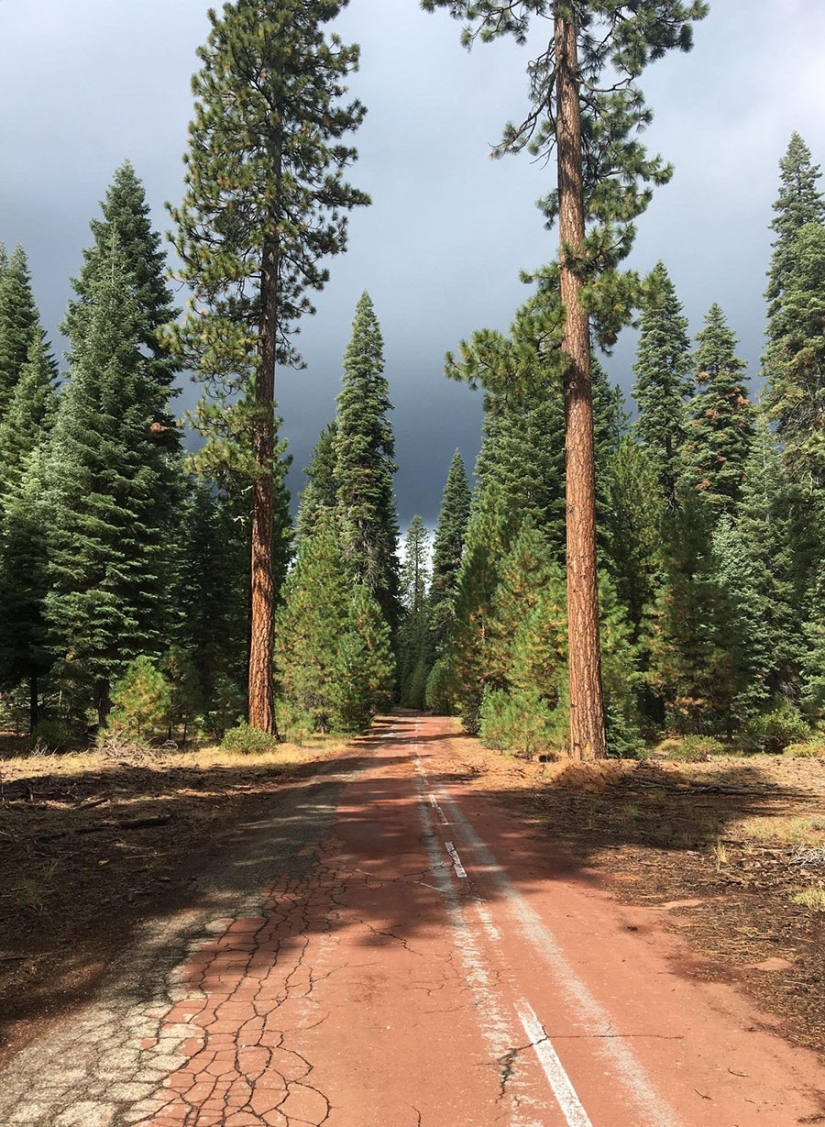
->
[555,8,607,760]
[247,233,278,735]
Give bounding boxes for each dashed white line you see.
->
[444,840,467,879]
[516,1001,594,1127]
[429,793,448,823]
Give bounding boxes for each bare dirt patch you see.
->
[435,731,825,1060]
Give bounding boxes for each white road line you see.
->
[429,793,448,824]
[516,1001,594,1127]
[445,840,467,879]
[415,779,548,1127]
[435,785,681,1127]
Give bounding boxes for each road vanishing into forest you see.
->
[2,713,825,1126]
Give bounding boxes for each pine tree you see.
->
[296,422,339,543]
[686,304,753,519]
[0,335,57,501]
[168,0,368,734]
[334,292,401,633]
[44,240,182,727]
[632,262,693,506]
[276,513,393,732]
[763,221,825,489]
[0,451,52,730]
[398,516,431,707]
[765,133,825,317]
[0,244,42,415]
[648,487,746,734]
[425,0,707,757]
[63,160,180,442]
[429,450,472,655]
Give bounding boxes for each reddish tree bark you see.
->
[247,234,278,736]
[555,9,607,760]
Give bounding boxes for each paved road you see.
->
[2,714,825,1125]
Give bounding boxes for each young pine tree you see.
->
[0,244,42,417]
[168,0,368,733]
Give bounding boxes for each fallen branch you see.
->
[35,815,170,843]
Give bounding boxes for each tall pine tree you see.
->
[429,450,472,655]
[0,244,42,417]
[45,237,182,727]
[169,0,369,733]
[424,0,707,758]
[334,292,401,634]
[632,262,693,506]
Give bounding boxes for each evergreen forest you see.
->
[2,1,825,765]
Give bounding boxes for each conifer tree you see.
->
[686,304,753,519]
[429,450,472,655]
[398,516,431,707]
[425,0,707,759]
[0,335,57,501]
[169,0,368,734]
[45,240,182,727]
[296,422,339,543]
[334,292,401,633]
[765,133,825,317]
[276,513,393,732]
[63,160,180,441]
[632,262,693,506]
[763,221,825,489]
[0,244,41,415]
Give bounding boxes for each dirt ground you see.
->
[2,720,825,1074]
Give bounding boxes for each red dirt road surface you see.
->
[2,713,825,1125]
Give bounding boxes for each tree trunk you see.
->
[555,8,607,761]
[247,233,278,736]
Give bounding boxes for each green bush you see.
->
[108,657,171,738]
[783,739,825,759]
[221,722,280,755]
[667,735,725,762]
[741,701,809,754]
[28,718,77,754]
[479,687,558,757]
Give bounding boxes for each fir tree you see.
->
[398,516,431,707]
[63,160,180,442]
[168,0,368,733]
[765,133,825,317]
[631,262,693,506]
[648,487,746,734]
[334,292,401,633]
[425,0,707,760]
[429,450,472,655]
[686,304,753,519]
[763,221,825,490]
[0,244,41,415]
[44,240,182,727]
[296,422,338,543]
[0,334,57,502]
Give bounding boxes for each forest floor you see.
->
[1,721,824,1072]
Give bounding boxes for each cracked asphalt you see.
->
[2,714,825,1126]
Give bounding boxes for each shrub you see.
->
[221,722,280,755]
[108,657,171,738]
[667,735,725,762]
[783,739,825,759]
[741,700,809,754]
[27,719,76,754]
[479,687,558,757]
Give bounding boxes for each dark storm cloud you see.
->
[2,0,825,525]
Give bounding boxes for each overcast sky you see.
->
[2,0,825,524]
